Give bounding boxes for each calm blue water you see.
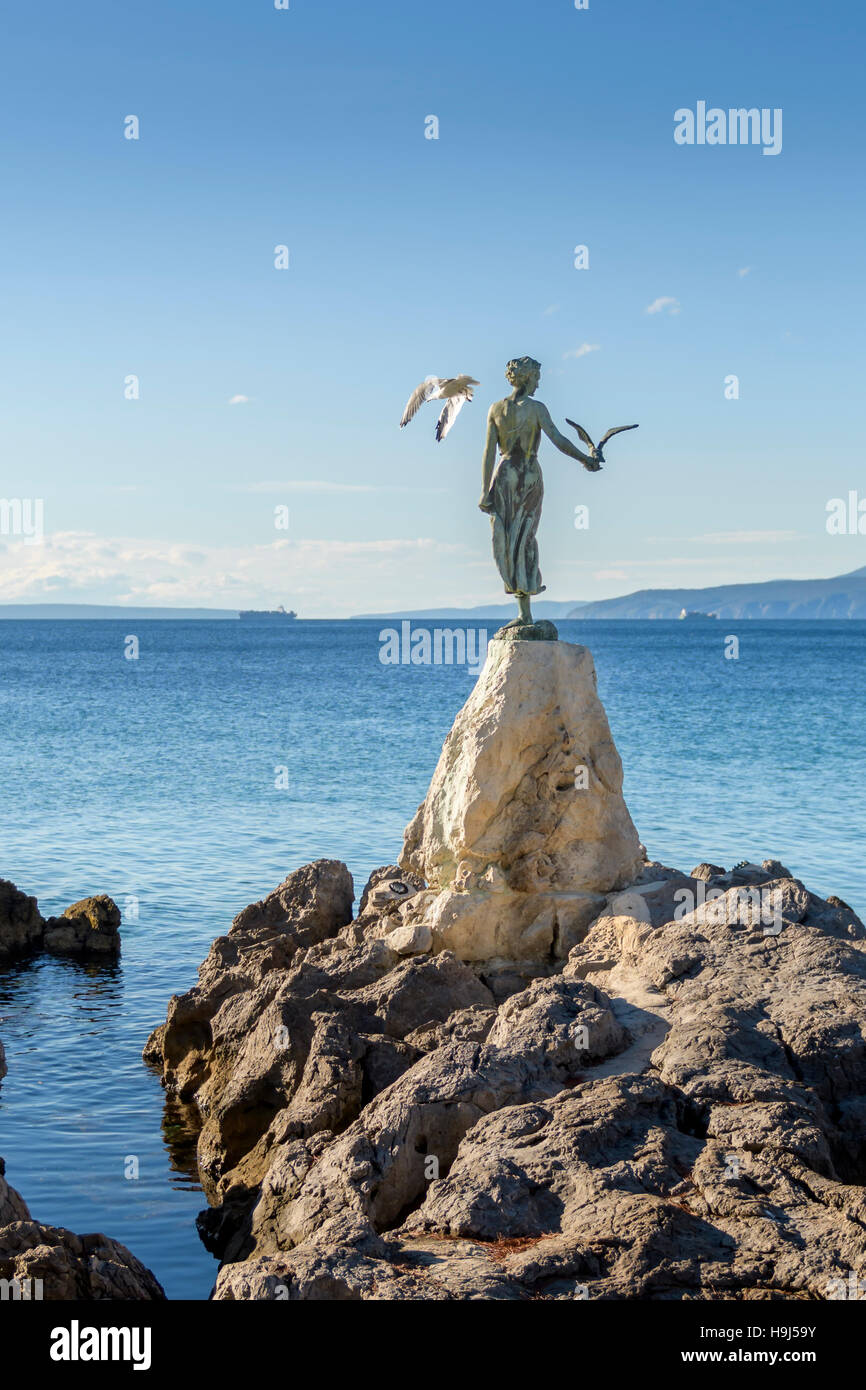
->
[0,618,863,1298]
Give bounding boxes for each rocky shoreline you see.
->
[4,846,864,1301]
[143,852,866,1300]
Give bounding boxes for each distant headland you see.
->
[567,566,866,620]
[354,567,866,622]
[1,566,864,620]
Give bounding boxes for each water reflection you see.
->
[158,1093,202,1192]
[0,949,218,1299]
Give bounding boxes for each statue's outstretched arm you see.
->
[479,407,498,512]
[538,404,600,471]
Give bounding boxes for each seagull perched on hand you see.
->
[566,420,638,464]
[400,374,480,441]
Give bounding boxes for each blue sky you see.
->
[1,0,864,614]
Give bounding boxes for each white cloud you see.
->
[645,296,681,316]
[543,304,560,316]
[0,531,473,616]
[737,267,752,278]
[563,343,601,360]
[593,568,628,581]
[228,394,250,405]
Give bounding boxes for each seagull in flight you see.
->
[566,420,638,464]
[400,374,480,442]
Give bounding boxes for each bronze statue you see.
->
[479,356,636,636]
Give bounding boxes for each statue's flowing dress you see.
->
[488,438,544,596]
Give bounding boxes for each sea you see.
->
[0,618,863,1299]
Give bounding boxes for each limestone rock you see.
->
[0,879,44,959]
[404,1006,496,1052]
[44,894,122,956]
[351,953,494,1039]
[231,858,354,945]
[144,857,495,1247]
[485,976,629,1069]
[385,920,433,955]
[357,865,426,921]
[0,1220,165,1300]
[401,640,640,895]
[0,1158,30,1226]
[156,854,866,1301]
[691,862,726,881]
[473,958,562,1005]
[0,880,124,960]
[398,639,641,960]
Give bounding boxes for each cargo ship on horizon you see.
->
[238,605,297,620]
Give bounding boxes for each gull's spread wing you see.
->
[400,377,442,428]
[598,424,639,448]
[565,419,596,450]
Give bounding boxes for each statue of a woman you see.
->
[479,356,600,631]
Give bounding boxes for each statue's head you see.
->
[505,356,541,395]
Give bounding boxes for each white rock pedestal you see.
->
[398,637,642,960]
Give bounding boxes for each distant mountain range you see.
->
[3,570,864,621]
[352,601,585,621]
[0,601,584,622]
[567,567,866,619]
